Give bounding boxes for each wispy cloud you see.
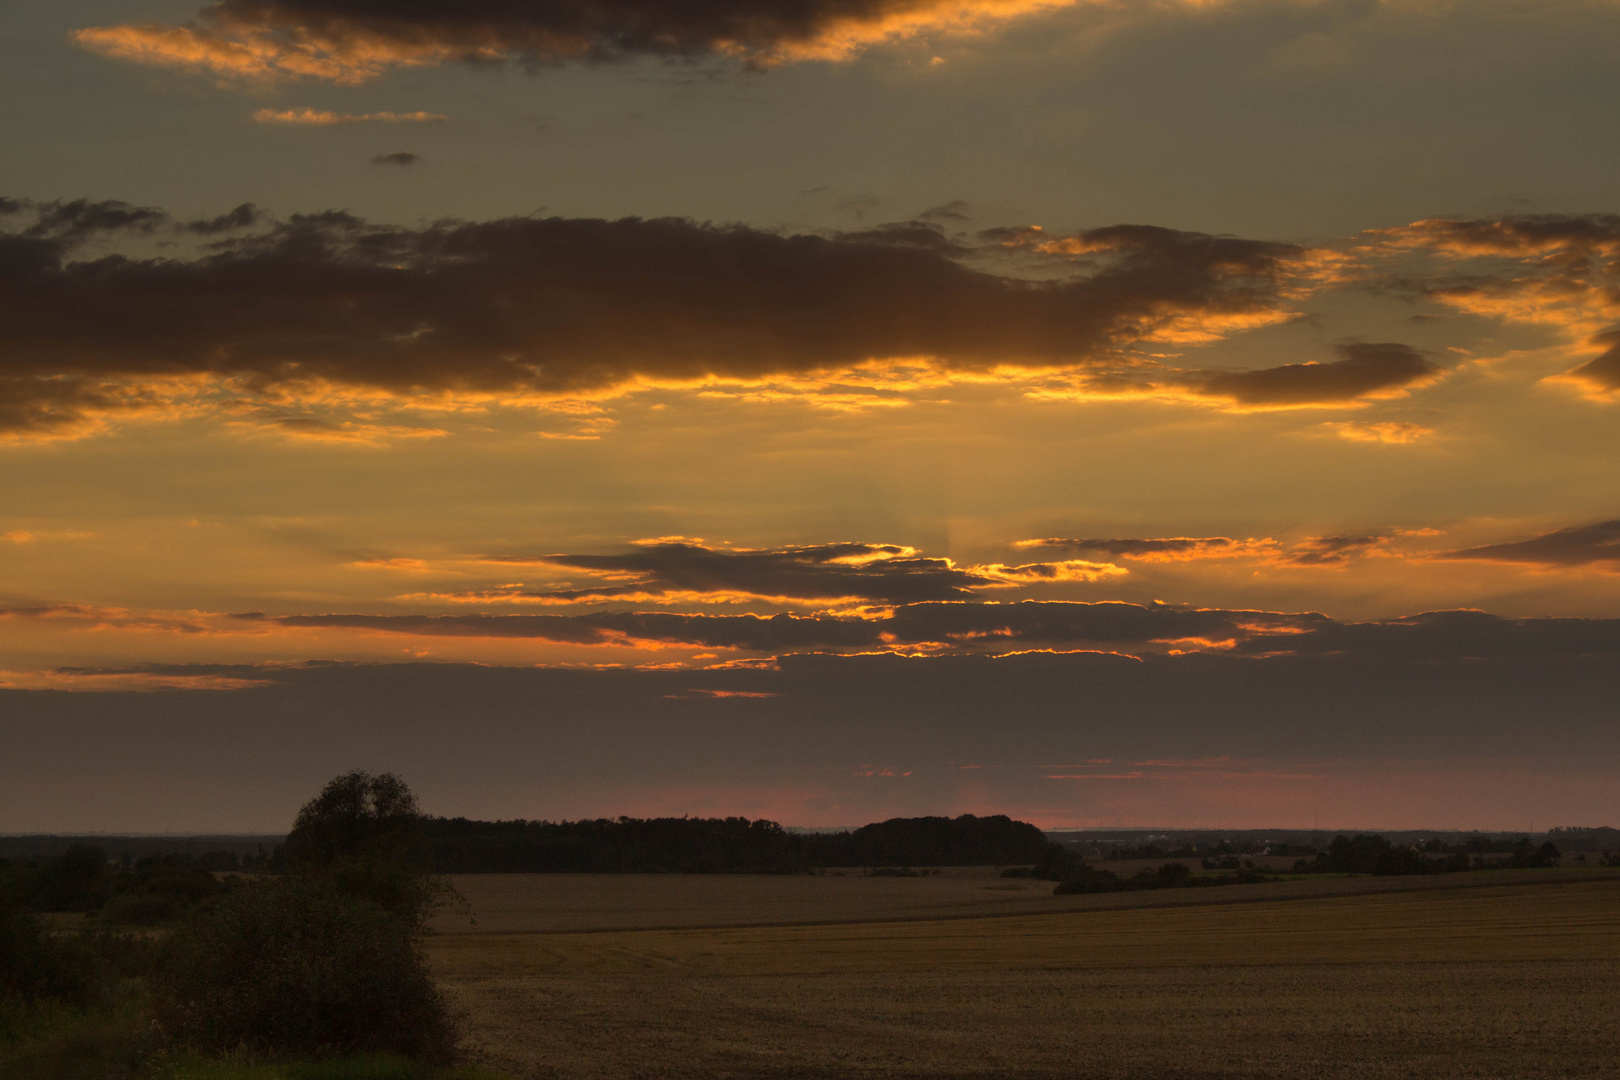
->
[252,108,445,124]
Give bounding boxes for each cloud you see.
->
[0,200,1323,437]
[479,541,1121,605]
[253,108,445,125]
[1279,533,1389,567]
[370,152,420,166]
[1440,520,1620,569]
[1563,329,1620,395]
[229,599,1364,656]
[1016,536,1266,562]
[1232,608,1620,660]
[74,0,1075,86]
[1020,532,1399,567]
[1372,214,1620,259]
[1183,342,1441,408]
[1321,420,1433,444]
[1369,215,1620,391]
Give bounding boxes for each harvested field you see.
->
[429,874,1620,1079]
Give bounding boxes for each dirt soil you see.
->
[429,874,1620,1079]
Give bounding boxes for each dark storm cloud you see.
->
[1185,342,1441,407]
[1440,520,1620,568]
[0,201,1317,434]
[370,152,420,166]
[489,541,1022,604]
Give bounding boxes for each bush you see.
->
[155,875,457,1062]
[155,771,458,1064]
[0,905,109,1005]
[1052,864,1122,895]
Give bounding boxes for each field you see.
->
[426,869,1620,1079]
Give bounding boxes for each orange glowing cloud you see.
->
[1365,215,1620,398]
[1320,420,1435,444]
[252,107,446,124]
[0,201,1338,440]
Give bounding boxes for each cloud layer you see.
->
[74,0,1073,84]
[482,540,1118,604]
[235,600,1620,661]
[0,199,1332,437]
[1442,520,1620,569]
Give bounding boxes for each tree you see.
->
[280,769,436,919]
[155,770,458,1062]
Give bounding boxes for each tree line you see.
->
[400,812,1051,874]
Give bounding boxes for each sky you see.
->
[3,0,1620,833]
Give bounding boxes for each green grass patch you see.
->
[161,1051,509,1080]
[1,1001,509,1080]
[0,990,163,1080]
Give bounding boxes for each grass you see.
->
[159,1051,510,1080]
[0,991,159,1080]
[0,997,512,1080]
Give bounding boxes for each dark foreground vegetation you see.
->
[1,771,505,1080]
[424,812,1050,873]
[1013,831,1617,896]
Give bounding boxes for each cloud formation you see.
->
[1184,342,1441,408]
[1021,532,1401,567]
[0,199,1323,437]
[252,108,445,124]
[1016,536,1263,562]
[233,600,1620,661]
[74,0,1072,85]
[1565,330,1620,394]
[1371,214,1620,395]
[482,540,1121,605]
[1441,520,1620,569]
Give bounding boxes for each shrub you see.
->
[1052,864,1122,895]
[0,905,109,1005]
[154,875,457,1062]
[154,771,459,1063]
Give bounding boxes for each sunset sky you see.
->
[4,0,1620,833]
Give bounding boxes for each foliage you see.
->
[427,811,1050,873]
[428,815,807,874]
[102,857,232,926]
[154,771,459,1063]
[1291,834,1564,875]
[802,814,1050,868]
[162,1052,509,1079]
[0,904,122,1006]
[0,992,161,1080]
[1052,864,1125,895]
